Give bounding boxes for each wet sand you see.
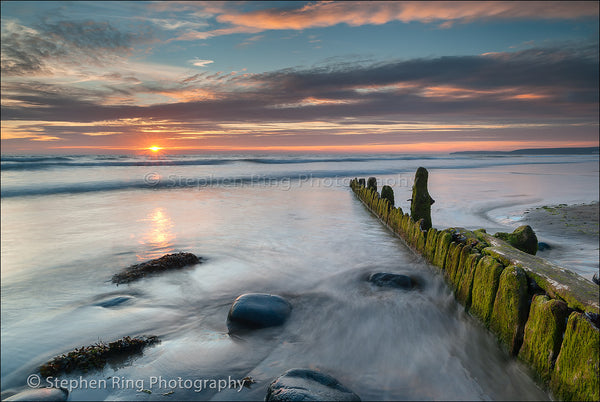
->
[523,202,599,239]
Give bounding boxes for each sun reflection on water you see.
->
[137,207,175,260]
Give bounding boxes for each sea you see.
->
[1,153,598,400]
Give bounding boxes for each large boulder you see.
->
[5,388,68,401]
[368,272,413,290]
[266,369,360,401]
[494,225,538,255]
[227,293,292,333]
[410,167,435,230]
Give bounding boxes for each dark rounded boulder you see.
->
[266,369,360,401]
[5,388,68,401]
[227,293,292,333]
[494,225,538,255]
[368,272,413,290]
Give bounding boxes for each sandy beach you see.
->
[523,202,599,240]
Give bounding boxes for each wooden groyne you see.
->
[350,174,599,402]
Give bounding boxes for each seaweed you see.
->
[112,252,201,284]
[39,335,159,377]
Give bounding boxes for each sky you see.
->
[1,1,599,154]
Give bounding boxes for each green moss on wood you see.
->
[424,228,439,263]
[550,312,599,402]
[489,265,530,355]
[481,233,599,315]
[410,167,435,230]
[452,245,473,291]
[432,231,452,269]
[413,219,427,253]
[469,256,505,326]
[381,185,395,208]
[367,177,377,193]
[519,295,569,383]
[444,242,464,288]
[455,252,482,308]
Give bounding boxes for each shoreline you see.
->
[523,202,599,240]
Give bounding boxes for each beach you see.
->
[524,202,599,239]
[1,153,598,400]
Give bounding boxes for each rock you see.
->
[368,272,413,289]
[410,167,435,230]
[358,178,366,187]
[112,252,201,284]
[94,296,134,308]
[266,369,360,401]
[494,225,538,255]
[537,241,551,251]
[5,388,68,401]
[227,293,292,333]
[39,335,159,378]
[593,273,599,285]
[366,177,377,193]
[380,185,395,208]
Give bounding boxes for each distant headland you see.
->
[451,147,599,155]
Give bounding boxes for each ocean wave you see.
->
[0,169,408,198]
[1,156,74,163]
[0,154,449,171]
[239,156,442,164]
[0,159,234,171]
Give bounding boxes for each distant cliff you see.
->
[451,147,599,155]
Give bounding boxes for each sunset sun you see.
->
[148,146,162,153]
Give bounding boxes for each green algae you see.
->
[432,230,452,269]
[518,295,569,383]
[469,256,505,326]
[455,252,482,308]
[424,228,439,263]
[481,233,599,315]
[550,312,599,402]
[381,185,395,208]
[350,174,599,401]
[367,177,377,193]
[494,225,538,255]
[444,242,464,289]
[452,245,473,291]
[489,265,530,355]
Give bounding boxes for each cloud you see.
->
[1,18,152,76]
[189,58,215,67]
[3,43,597,128]
[176,1,599,40]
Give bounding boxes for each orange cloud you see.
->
[202,1,598,35]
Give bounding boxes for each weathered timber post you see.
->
[381,185,395,208]
[410,167,435,230]
[367,177,377,193]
